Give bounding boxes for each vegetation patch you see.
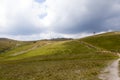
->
[0,32,119,80]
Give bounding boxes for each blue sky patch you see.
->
[35,0,46,3]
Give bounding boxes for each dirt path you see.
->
[99,59,120,80]
[11,46,38,56]
[11,42,52,56]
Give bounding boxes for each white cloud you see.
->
[0,0,46,35]
[42,0,88,28]
[0,0,7,33]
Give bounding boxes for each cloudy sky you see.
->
[0,0,120,40]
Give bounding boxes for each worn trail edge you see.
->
[99,59,120,80]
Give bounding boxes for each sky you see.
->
[0,0,120,40]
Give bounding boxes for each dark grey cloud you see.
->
[49,0,120,34]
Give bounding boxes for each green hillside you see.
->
[0,38,21,53]
[0,32,119,80]
[81,32,120,53]
[0,38,35,54]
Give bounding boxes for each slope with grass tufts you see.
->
[0,38,25,53]
[0,32,119,80]
[81,32,120,53]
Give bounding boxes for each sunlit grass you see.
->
[81,32,120,52]
[0,32,119,80]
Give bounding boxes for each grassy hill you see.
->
[0,38,35,54]
[0,38,21,53]
[0,32,119,80]
[81,32,120,53]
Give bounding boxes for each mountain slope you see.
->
[0,38,19,53]
[0,38,36,54]
[0,32,119,80]
[81,32,120,53]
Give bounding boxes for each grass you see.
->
[0,59,115,80]
[81,32,120,53]
[0,50,117,80]
[0,38,17,53]
[0,32,119,80]
[0,38,34,54]
[0,41,57,60]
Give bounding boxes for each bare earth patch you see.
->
[99,59,120,80]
